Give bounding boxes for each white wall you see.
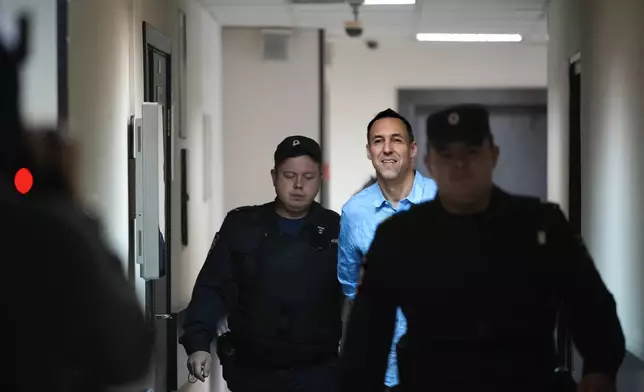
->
[1,0,58,128]
[68,0,132,278]
[580,0,644,360]
[327,40,548,212]
[222,27,321,211]
[69,0,227,390]
[547,0,581,211]
[548,0,644,360]
[173,6,230,391]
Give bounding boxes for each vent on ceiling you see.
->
[262,29,292,61]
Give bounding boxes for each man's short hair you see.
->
[367,108,415,143]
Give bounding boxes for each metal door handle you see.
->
[155,313,172,320]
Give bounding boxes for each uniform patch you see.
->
[448,112,460,126]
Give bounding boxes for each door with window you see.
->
[142,21,176,392]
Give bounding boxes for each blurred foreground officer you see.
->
[0,13,154,392]
[181,136,343,392]
[338,109,436,391]
[340,105,626,392]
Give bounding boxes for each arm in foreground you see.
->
[51,216,155,386]
[340,220,401,392]
[548,205,626,380]
[338,209,363,301]
[180,214,237,356]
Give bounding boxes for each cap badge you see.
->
[448,112,460,126]
[292,139,300,146]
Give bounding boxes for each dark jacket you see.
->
[340,187,625,392]
[0,180,154,392]
[181,201,343,367]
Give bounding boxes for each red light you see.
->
[14,168,33,195]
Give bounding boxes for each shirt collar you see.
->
[264,199,322,229]
[372,171,425,209]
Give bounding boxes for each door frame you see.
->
[57,0,68,129]
[568,52,582,235]
[142,21,178,391]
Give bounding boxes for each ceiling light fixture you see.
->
[363,0,416,5]
[416,33,523,43]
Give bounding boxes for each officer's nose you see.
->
[294,177,303,189]
[454,154,470,168]
[383,141,393,154]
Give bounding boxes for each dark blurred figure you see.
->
[0,13,154,392]
[340,105,625,392]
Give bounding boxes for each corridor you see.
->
[1,0,643,391]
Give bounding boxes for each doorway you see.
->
[568,54,582,235]
[142,22,175,392]
[563,53,582,380]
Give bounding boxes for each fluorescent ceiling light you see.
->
[416,33,523,43]
[364,0,416,5]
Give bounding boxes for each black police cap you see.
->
[426,104,493,148]
[274,135,322,167]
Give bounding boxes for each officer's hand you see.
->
[578,373,616,392]
[187,351,212,382]
[217,316,230,336]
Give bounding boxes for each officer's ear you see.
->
[489,142,500,168]
[410,140,418,159]
[270,168,277,186]
[365,143,372,161]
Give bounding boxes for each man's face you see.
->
[271,155,321,213]
[366,118,417,181]
[425,139,499,204]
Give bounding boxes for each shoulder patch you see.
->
[229,205,256,214]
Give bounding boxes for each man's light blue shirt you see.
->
[338,171,437,387]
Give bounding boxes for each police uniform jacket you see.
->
[181,201,344,367]
[340,187,625,392]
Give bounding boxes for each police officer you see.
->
[181,135,343,392]
[340,104,626,392]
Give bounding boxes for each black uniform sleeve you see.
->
[548,205,626,379]
[340,218,402,392]
[44,212,155,386]
[180,212,237,355]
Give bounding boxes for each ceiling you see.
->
[199,0,549,44]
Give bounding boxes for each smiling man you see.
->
[337,109,437,391]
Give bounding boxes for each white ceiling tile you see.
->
[198,0,548,42]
